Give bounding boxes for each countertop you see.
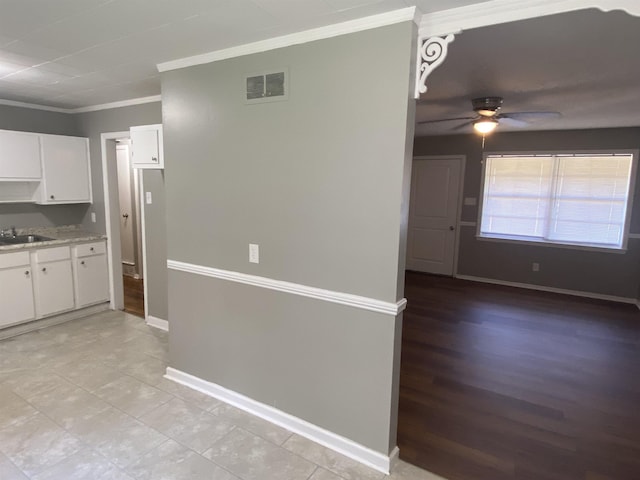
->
[0,225,106,252]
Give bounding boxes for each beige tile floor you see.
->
[0,310,445,480]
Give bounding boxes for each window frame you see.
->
[476,149,638,252]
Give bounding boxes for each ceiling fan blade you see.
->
[500,111,561,121]
[417,116,476,125]
[499,117,529,128]
[452,119,475,131]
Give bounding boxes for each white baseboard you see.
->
[455,274,637,305]
[388,446,400,471]
[146,315,169,331]
[164,367,397,474]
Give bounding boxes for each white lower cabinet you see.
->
[0,251,35,328]
[33,246,75,318]
[0,240,110,330]
[73,241,109,307]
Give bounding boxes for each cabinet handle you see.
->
[151,157,158,162]
[122,213,129,219]
[25,270,30,276]
[90,247,94,252]
[42,267,47,272]
[80,261,85,265]
[50,195,55,200]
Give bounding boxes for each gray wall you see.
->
[75,102,168,320]
[0,104,89,228]
[162,22,416,454]
[414,127,640,299]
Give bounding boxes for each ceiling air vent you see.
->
[245,69,288,104]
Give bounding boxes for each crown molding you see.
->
[419,0,640,37]
[158,7,418,73]
[0,98,69,114]
[0,95,161,115]
[71,95,161,113]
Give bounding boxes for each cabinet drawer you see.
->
[0,251,30,269]
[34,246,70,263]
[75,241,106,257]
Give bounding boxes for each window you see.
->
[479,152,636,250]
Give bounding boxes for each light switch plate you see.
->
[146,192,152,204]
[249,244,259,264]
[91,212,96,223]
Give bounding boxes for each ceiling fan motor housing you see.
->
[472,96,504,116]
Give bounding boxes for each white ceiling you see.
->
[0,0,488,109]
[415,8,640,136]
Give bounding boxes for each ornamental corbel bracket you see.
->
[415,34,455,98]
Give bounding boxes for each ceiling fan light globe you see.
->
[473,118,498,134]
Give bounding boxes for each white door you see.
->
[116,145,136,266]
[406,157,462,275]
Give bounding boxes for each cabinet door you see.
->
[40,135,91,203]
[74,254,109,307]
[0,267,35,327]
[131,125,163,169]
[0,130,41,179]
[34,260,75,318]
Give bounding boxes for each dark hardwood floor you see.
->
[398,271,640,480]
[123,275,144,318]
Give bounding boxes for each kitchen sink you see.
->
[0,234,53,245]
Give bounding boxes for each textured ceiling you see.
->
[415,8,640,136]
[0,0,489,109]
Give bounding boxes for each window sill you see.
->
[475,234,627,254]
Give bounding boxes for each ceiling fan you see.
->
[417,96,561,134]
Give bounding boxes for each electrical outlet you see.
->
[532,262,540,272]
[249,244,259,264]
[91,212,96,223]
[146,192,152,204]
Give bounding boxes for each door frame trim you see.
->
[410,155,466,276]
[101,131,148,316]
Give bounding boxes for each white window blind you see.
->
[480,153,634,249]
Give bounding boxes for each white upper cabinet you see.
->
[0,130,41,180]
[131,124,164,169]
[38,134,92,204]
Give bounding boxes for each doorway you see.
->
[406,155,464,275]
[115,139,144,317]
[100,131,147,319]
